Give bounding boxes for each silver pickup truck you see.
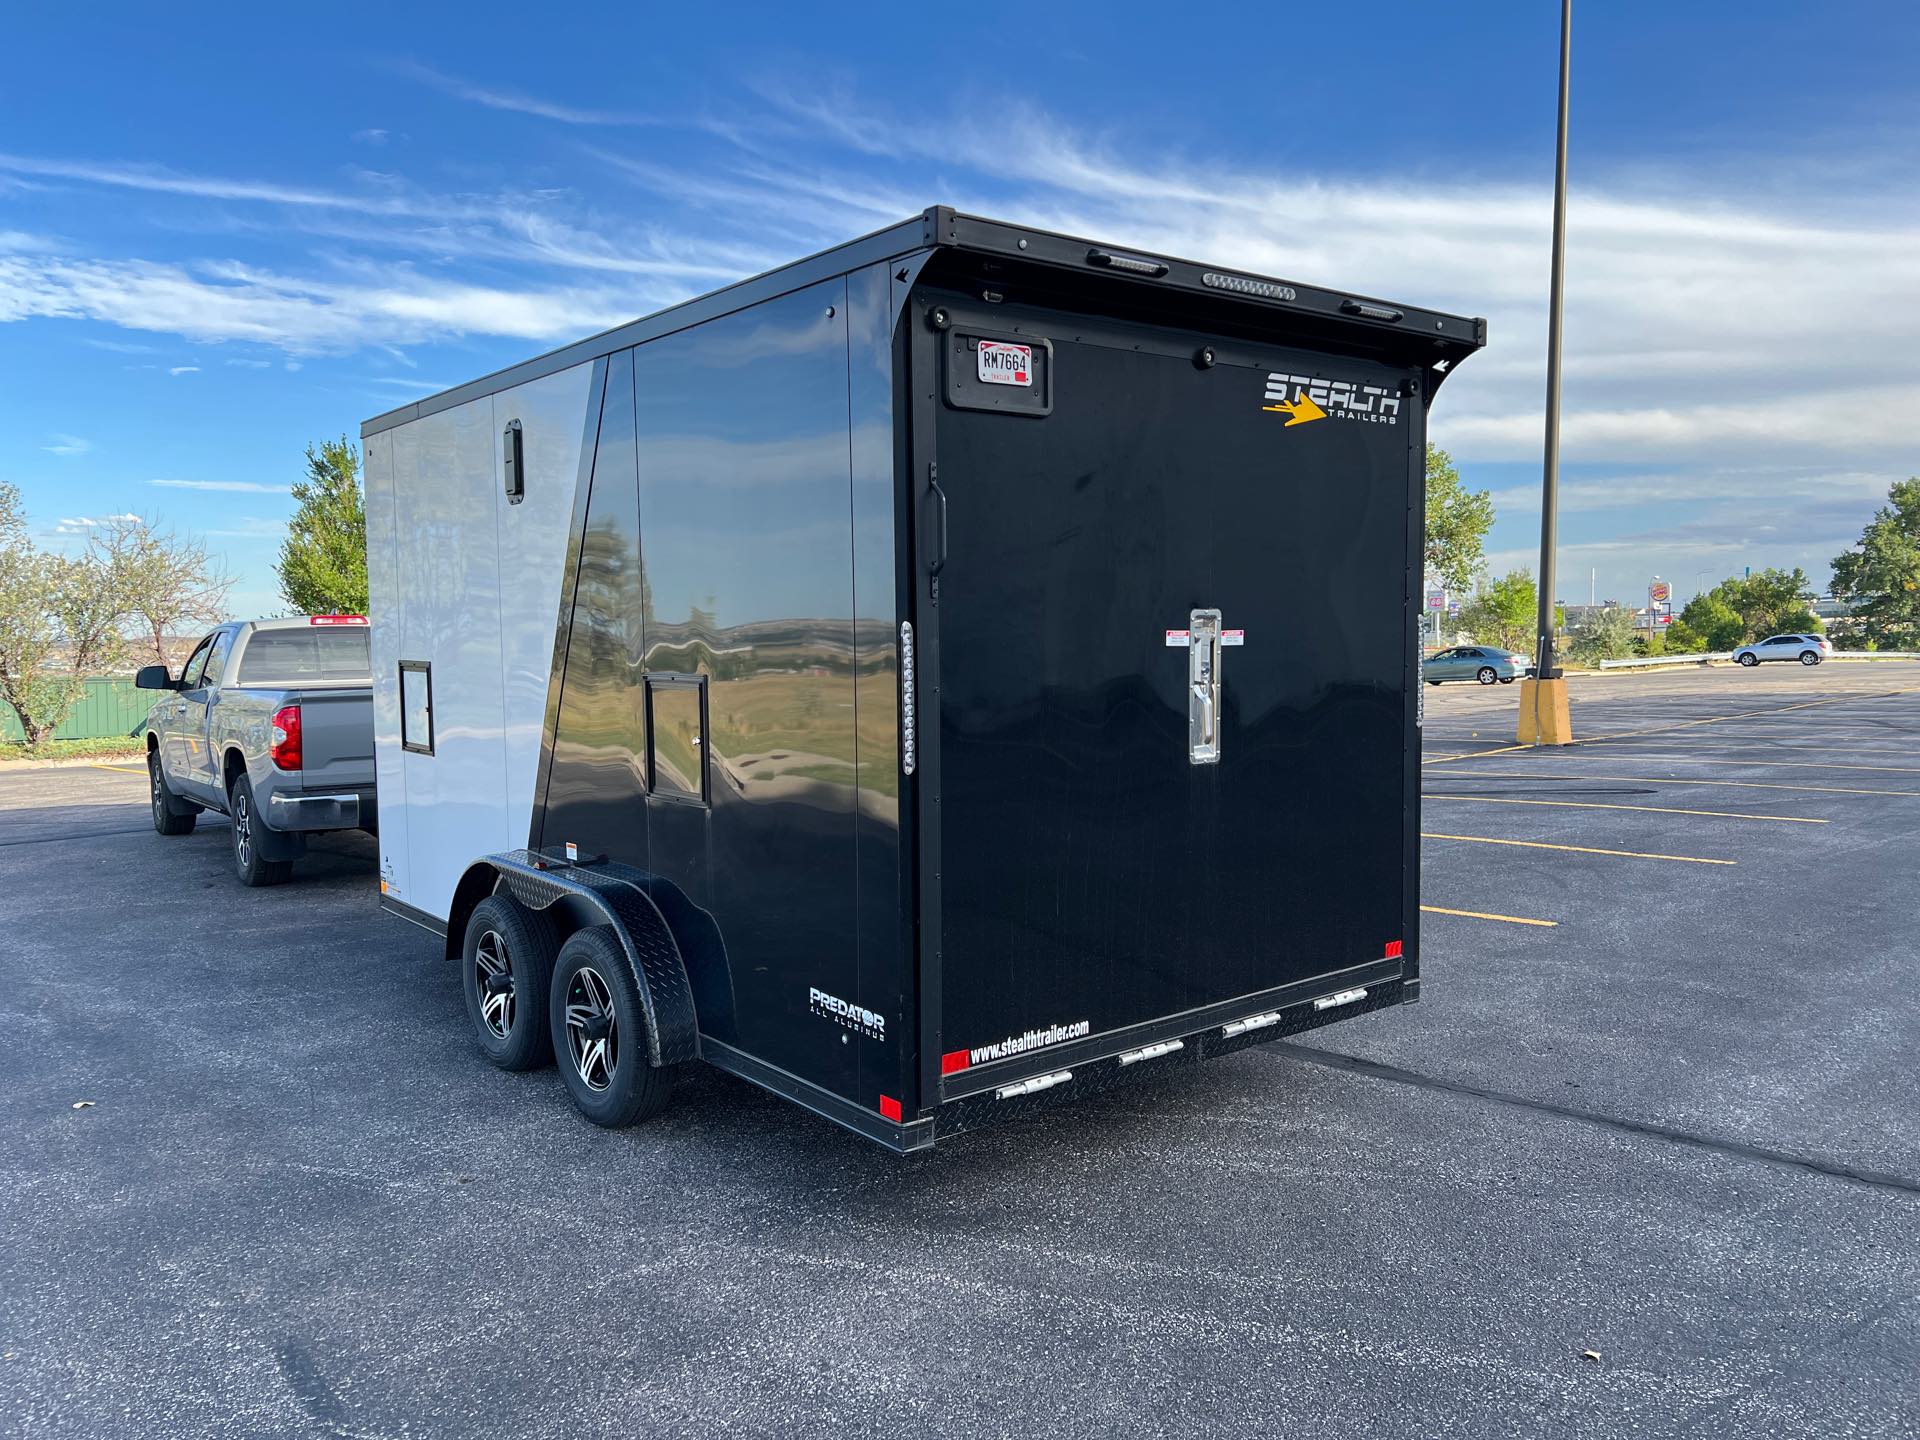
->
[137,616,376,886]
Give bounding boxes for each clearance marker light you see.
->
[1314,987,1369,1012]
[878,1095,902,1123]
[995,1070,1072,1101]
[1385,939,1404,959]
[940,1049,970,1076]
[1117,1039,1184,1067]
[1221,1011,1281,1039]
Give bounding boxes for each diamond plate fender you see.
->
[484,849,700,1067]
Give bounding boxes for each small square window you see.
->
[400,661,434,755]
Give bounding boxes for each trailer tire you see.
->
[1476,666,1498,685]
[462,895,558,1072]
[149,752,197,836]
[228,775,292,886]
[550,926,671,1128]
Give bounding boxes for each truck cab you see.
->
[138,616,376,885]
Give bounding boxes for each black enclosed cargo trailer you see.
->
[363,207,1484,1150]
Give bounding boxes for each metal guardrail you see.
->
[1597,650,1918,670]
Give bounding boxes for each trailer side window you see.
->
[646,674,707,804]
[400,661,434,755]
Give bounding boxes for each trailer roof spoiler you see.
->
[364,205,1486,438]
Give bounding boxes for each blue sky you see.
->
[4,1,1917,616]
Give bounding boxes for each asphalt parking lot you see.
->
[3,662,1917,1439]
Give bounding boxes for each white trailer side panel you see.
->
[367,360,598,922]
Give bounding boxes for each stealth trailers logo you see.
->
[809,987,885,1040]
[1263,373,1402,427]
[969,1019,1091,1066]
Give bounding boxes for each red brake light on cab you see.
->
[309,614,368,626]
[270,704,302,770]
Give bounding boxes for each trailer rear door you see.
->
[921,299,1417,1085]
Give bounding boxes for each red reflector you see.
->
[269,704,302,771]
[1384,940,1404,959]
[878,1095,902,1123]
[309,614,368,626]
[940,1050,970,1075]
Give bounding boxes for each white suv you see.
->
[1733,634,1832,667]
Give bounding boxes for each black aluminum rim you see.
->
[564,967,618,1093]
[473,929,514,1039]
[232,787,252,868]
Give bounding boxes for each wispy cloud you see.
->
[150,479,289,494]
[351,128,389,146]
[54,511,139,534]
[168,364,199,375]
[392,60,664,127]
[42,433,90,456]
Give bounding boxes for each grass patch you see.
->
[0,735,148,762]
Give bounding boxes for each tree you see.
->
[1568,606,1638,664]
[101,515,234,665]
[1458,568,1539,654]
[1425,444,1495,595]
[277,437,367,615]
[1664,618,1708,654]
[0,485,135,748]
[1830,478,1920,649]
[1681,568,1820,648]
[1677,592,1745,651]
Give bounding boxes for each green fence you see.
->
[0,677,152,743]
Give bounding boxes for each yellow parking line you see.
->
[1423,832,1736,865]
[1450,769,1916,798]
[1421,904,1558,928]
[89,762,145,774]
[1425,795,1827,824]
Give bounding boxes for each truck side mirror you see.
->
[134,664,176,691]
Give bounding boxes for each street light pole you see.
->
[1520,0,1576,746]
[1534,0,1572,683]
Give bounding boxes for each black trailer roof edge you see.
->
[364,205,1483,440]
[361,211,938,439]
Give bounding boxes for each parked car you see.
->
[137,616,375,885]
[1732,634,1832,667]
[1425,645,1531,685]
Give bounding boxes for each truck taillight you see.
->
[270,705,302,770]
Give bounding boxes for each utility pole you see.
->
[1520,0,1575,746]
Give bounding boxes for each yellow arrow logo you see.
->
[1262,391,1327,427]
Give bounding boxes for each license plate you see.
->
[977,341,1032,387]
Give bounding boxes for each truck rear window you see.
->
[236,628,371,684]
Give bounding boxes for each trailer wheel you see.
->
[1476,666,1498,685]
[149,752,197,836]
[229,775,292,886]
[550,926,671,1128]
[461,895,558,1072]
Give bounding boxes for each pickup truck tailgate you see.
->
[289,687,374,789]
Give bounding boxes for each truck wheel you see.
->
[149,752,197,836]
[462,894,558,1072]
[228,775,292,886]
[1476,666,1498,685]
[550,926,671,1128]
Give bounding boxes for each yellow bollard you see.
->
[1517,676,1574,745]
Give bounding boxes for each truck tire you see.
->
[149,751,197,836]
[550,926,671,1128]
[228,774,292,887]
[462,894,558,1072]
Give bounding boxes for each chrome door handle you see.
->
[1188,608,1223,765]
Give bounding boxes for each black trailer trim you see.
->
[936,957,1406,1103]
[380,894,448,938]
[702,1037,935,1154]
[363,207,1485,439]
